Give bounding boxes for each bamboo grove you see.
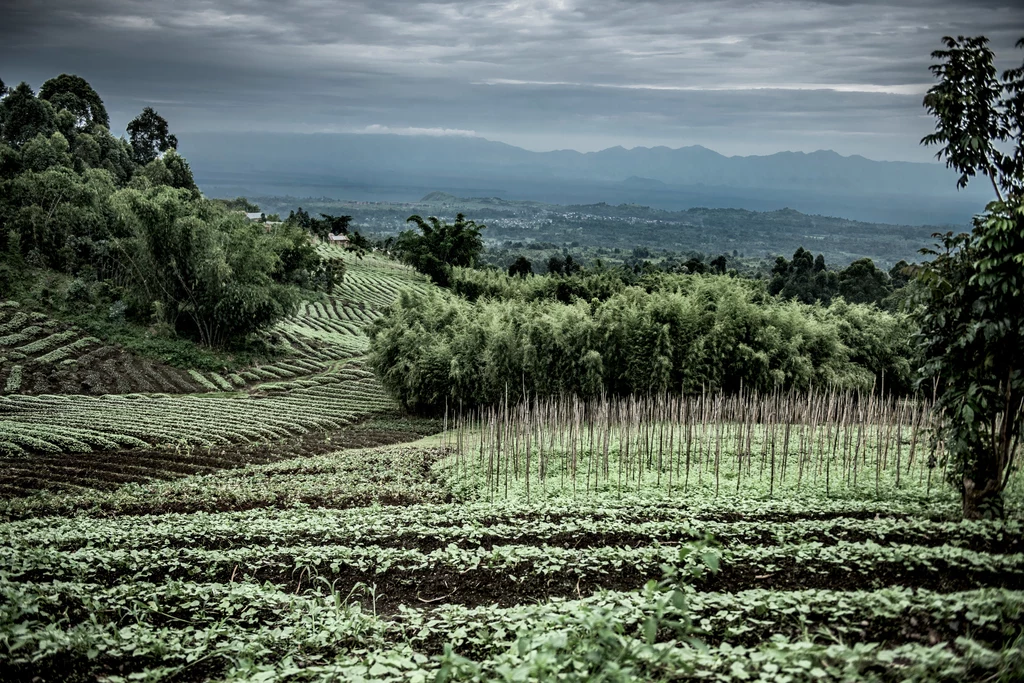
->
[435,388,1018,502]
[368,275,916,413]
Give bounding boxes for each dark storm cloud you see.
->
[1,0,1022,159]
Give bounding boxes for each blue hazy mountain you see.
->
[179,132,991,226]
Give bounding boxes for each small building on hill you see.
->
[328,233,351,248]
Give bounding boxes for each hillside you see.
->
[0,251,436,495]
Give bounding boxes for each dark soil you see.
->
[294,559,1024,613]
[2,333,207,396]
[68,524,1021,556]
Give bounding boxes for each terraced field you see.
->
[0,442,1021,682]
[0,302,209,395]
[0,254,434,495]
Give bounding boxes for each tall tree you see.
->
[508,255,532,277]
[38,74,110,131]
[838,258,892,304]
[0,82,56,148]
[126,107,178,165]
[914,35,1024,519]
[397,213,485,285]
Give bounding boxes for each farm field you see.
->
[1,419,1022,681]
[0,253,435,496]
[1,253,1022,682]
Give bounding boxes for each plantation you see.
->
[0,252,435,495]
[1,234,1022,683]
[1,435,1022,681]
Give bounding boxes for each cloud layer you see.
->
[2,0,1022,160]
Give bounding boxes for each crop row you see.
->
[0,444,450,519]
[0,454,965,521]
[0,363,393,455]
[0,304,220,396]
[5,580,1019,657]
[0,422,147,457]
[399,585,1024,656]
[6,507,1018,555]
[2,577,1021,682]
[301,631,1024,683]
[201,255,429,388]
[3,540,1019,597]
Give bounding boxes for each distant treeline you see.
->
[368,273,915,413]
[460,246,911,311]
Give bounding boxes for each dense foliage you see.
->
[913,36,1024,519]
[394,213,485,285]
[449,248,910,310]
[369,274,914,412]
[110,187,318,346]
[0,76,325,347]
[768,247,908,310]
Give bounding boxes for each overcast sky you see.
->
[2,0,1022,161]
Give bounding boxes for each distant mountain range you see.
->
[179,132,993,226]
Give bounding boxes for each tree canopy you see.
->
[126,107,178,165]
[0,82,57,148]
[0,74,328,348]
[39,74,110,131]
[395,213,485,285]
[369,276,913,413]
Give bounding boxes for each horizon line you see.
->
[176,129,943,165]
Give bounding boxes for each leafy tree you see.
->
[889,260,912,288]
[508,255,532,277]
[112,187,304,347]
[547,254,565,275]
[369,276,912,412]
[215,197,260,212]
[20,131,72,172]
[38,74,110,131]
[0,82,56,148]
[126,107,178,165]
[923,36,1024,201]
[769,248,838,304]
[0,74,325,350]
[396,213,485,285]
[286,207,313,230]
[838,258,892,304]
[710,254,728,274]
[913,35,1024,519]
[682,257,707,275]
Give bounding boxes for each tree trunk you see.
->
[962,475,1005,520]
